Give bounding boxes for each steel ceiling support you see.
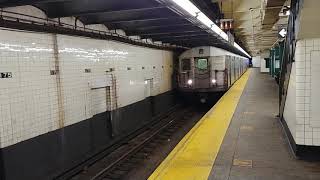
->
[35,0,162,18]
[139,31,209,40]
[0,18,184,51]
[152,33,211,41]
[48,6,168,18]
[132,30,207,37]
[89,16,186,25]
[126,25,201,36]
[163,38,217,43]
[0,0,67,7]
[78,6,179,25]
[104,19,193,32]
[133,23,197,31]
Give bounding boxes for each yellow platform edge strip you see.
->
[148,69,251,180]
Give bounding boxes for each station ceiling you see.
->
[217,0,289,56]
[0,0,250,57]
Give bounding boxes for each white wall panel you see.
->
[310,51,320,127]
[252,56,261,68]
[260,58,270,73]
[284,38,320,146]
[0,30,58,148]
[283,62,297,142]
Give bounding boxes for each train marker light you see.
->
[187,79,193,85]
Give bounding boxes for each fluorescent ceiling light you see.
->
[171,0,200,16]
[211,24,222,34]
[210,24,228,41]
[171,0,228,41]
[234,42,251,58]
[197,12,213,28]
[219,31,229,41]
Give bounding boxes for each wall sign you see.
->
[0,72,12,78]
[278,28,287,38]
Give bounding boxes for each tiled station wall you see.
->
[252,56,261,68]
[0,29,173,149]
[284,38,320,146]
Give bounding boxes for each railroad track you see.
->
[68,106,197,180]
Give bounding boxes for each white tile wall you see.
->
[284,38,320,146]
[0,30,174,148]
[252,56,261,68]
[0,30,57,148]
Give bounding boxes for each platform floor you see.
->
[209,69,320,180]
[149,68,320,180]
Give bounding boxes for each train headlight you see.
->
[187,79,193,85]
[211,79,217,84]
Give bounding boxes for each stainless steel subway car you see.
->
[177,46,249,103]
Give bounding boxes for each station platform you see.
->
[149,68,320,180]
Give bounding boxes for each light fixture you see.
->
[144,80,148,84]
[170,0,228,41]
[234,42,251,58]
[211,24,229,41]
[171,0,249,57]
[197,12,213,28]
[187,79,193,85]
[171,0,200,16]
[211,79,217,84]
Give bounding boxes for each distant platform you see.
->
[148,69,320,180]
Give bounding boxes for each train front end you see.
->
[177,48,228,104]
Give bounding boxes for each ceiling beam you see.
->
[135,30,207,37]
[133,23,196,31]
[48,6,168,18]
[108,18,190,30]
[84,16,185,25]
[162,37,218,44]
[139,31,209,39]
[0,0,68,7]
[152,33,210,41]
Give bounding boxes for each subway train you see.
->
[177,46,249,103]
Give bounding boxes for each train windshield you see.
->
[181,59,191,71]
[196,58,208,70]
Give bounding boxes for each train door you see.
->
[240,59,243,75]
[194,57,210,89]
[226,56,231,88]
[179,58,191,87]
[211,56,225,87]
[236,58,240,79]
[231,57,235,84]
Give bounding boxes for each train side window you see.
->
[196,58,208,70]
[182,59,191,71]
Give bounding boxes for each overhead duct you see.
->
[262,0,287,29]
